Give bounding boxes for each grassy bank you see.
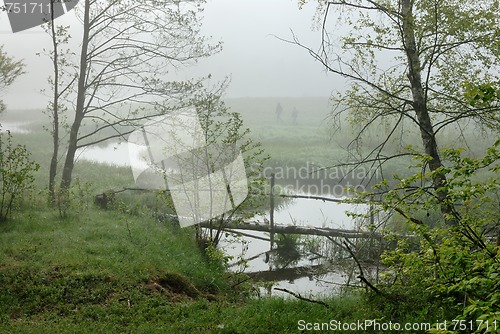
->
[0,203,390,333]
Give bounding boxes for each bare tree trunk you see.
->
[401,0,457,225]
[59,0,90,192]
[48,111,59,201]
[48,0,59,203]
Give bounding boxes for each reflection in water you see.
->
[247,264,324,282]
[220,197,370,298]
[273,234,301,267]
[267,196,367,229]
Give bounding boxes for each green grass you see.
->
[0,204,221,332]
[0,203,392,333]
[1,206,223,281]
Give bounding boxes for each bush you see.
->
[0,130,39,222]
[55,178,94,219]
[362,141,500,331]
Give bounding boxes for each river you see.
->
[219,195,370,298]
[77,142,374,297]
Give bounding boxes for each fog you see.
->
[0,0,339,110]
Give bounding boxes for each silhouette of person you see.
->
[275,102,283,121]
[291,107,299,124]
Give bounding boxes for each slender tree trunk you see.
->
[401,0,457,226]
[48,0,59,203]
[48,109,59,201]
[59,0,90,192]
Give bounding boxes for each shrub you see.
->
[55,179,94,219]
[362,140,500,331]
[0,130,39,222]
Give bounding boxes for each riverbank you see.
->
[0,203,383,333]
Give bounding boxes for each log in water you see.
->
[199,221,382,240]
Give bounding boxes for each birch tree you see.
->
[51,0,220,197]
[42,17,75,203]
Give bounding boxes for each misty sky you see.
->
[0,0,339,109]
